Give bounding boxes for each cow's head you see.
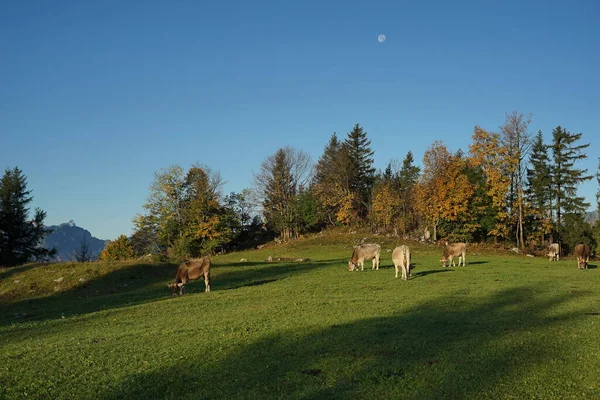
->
[440,257,448,268]
[577,258,587,269]
[348,261,356,271]
[168,282,184,295]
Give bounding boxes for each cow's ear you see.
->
[177,283,184,287]
[166,283,171,288]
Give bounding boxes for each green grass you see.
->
[1,233,600,399]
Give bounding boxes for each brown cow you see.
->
[348,243,381,271]
[168,258,211,295]
[574,244,590,270]
[547,243,560,261]
[440,242,466,267]
[392,245,412,280]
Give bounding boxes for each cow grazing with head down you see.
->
[547,243,560,261]
[348,243,381,272]
[392,245,413,280]
[574,243,590,269]
[440,242,466,268]
[168,258,211,295]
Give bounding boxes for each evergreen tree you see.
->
[344,124,375,218]
[0,167,55,266]
[255,147,311,241]
[398,151,420,189]
[397,151,421,233]
[550,126,592,236]
[313,133,352,225]
[263,149,297,240]
[525,131,553,246]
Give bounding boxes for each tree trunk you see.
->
[518,186,525,252]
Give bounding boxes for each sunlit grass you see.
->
[1,233,599,399]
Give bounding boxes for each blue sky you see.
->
[1,0,599,240]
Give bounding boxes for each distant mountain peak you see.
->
[42,221,106,262]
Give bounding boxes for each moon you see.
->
[377,34,386,43]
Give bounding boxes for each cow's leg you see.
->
[360,261,364,271]
[395,264,399,279]
[402,264,407,280]
[376,255,380,270]
[204,273,210,292]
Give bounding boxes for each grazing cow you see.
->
[392,245,413,280]
[574,244,590,270]
[547,243,560,261]
[168,257,211,295]
[440,242,466,268]
[348,243,381,272]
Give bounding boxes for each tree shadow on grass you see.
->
[0,259,334,327]
[98,285,596,400]
[214,259,338,291]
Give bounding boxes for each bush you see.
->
[99,235,135,261]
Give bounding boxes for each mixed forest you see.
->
[1,111,599,266]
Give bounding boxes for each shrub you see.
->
[99,235,135,261]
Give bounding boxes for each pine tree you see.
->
[550,126,592,236]
[397,151,421,234]
[344,124,375,218]
[256,147,311,240]
[398,151,420,189]
[263,149,297,240]
[0,167,55,266]
[525,131,553,245]
[313,133,352,225]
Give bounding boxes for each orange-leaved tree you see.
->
[100,235,135,261]
[370,180,401,232]
[414,141,474,241]
[469,126,514,242]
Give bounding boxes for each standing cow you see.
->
[574,243,590,269]
[348,243,381,271]
[392,245,412,280]
[440,242,466,268]
[168,257,211,295]
[547,243,560,261]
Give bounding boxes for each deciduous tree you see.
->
[469,127,513,242]
[99,235,135,261]
[500,111,532,251]
[414,142,474,241]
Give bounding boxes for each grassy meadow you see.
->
[1,231,600,399]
